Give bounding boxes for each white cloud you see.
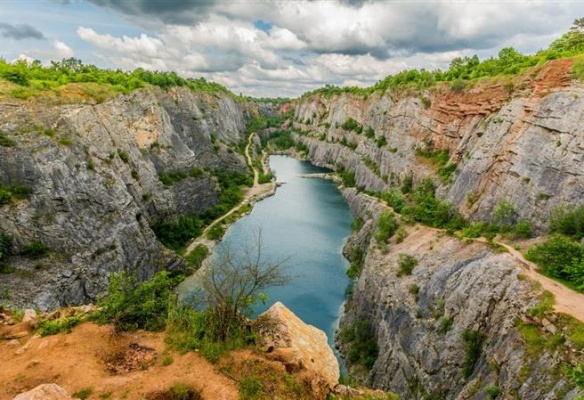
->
[53,40,74,58]
[77,27,163,58]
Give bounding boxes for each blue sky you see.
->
[1,0,583,97]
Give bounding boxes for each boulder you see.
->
[13,384,72,400]
[258,301,339,390]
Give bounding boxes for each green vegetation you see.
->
[0,183,31,205]
[351,217,364,232]
[246,110,293,134]
[303,19,584,99]
[95,271,179,332]
[20,240,48,258]
[38,316,83,336]
[259,130,294,150]
[397,253,418,277]
[526,235,584,291]
[185,244,209,270]
[152,170,251,251]
[149,382,203,400]
[73,387,94,400]
[461,329,486,379]
[416,147,457,184]
[337,166,356,187]
[401,178,467,231]
[485,386,502,400]
[341,118,363,133]
[340,320,379,370]
[374,211,400,244]
[207,223,225,240]
[550,204,584,240]
[0,58,231,102]
[0,232,13,272]
[159,170,187,186]
[0,132,16,147]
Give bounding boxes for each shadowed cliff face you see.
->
[294,59,583,231]
[0,87,252,310]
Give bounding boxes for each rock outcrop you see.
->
[0,87,253,310]
[13,384,72,400]
[294,59,583,231]
[258,301,340,391]
[336,190,582,399]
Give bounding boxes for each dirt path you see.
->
[183,133,275,256]
[0,322,238,400]
[492,238,584,323]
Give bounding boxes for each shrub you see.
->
[73,388,93,400]
[382,188,406,213]
[485,386,502,399]
[550,204,584,240]
[185,244,209,270]
[462,329,486,378]
[525,235,584,281]
[159,170,187,186]
[0,132,16,147]
[117,149,130,163]
[397,253,418,276]
[351,217,364,232]
[375,212,399,244]
[493,200,517,231]
[20,240,48,257]
[38,316,82,336]
[342,320,379,370]
[207,224,225,240]
[95,271,180,332]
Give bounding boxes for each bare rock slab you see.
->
[259,301,340,389]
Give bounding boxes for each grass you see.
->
[397,253,418,277]
[73,387,93,399]
[38,316,83,336]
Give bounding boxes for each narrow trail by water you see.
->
[183,133,276,256]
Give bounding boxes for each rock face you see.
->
[13,384,72,400]
[295,63,584,399]
[336,190,581,399]
[294,59,583,231]
[259,301,340,391]
[0,87,253,310]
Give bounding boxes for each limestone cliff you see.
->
[294,59,583,230]
[0,87,252,310]
[338,190,581,399]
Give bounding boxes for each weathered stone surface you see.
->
[336,191,579,399]
[13,384,72,400]
[259,301,339,390]
[0,87,253,310]
[295,59,583,232]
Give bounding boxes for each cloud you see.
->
[53,40,75,58]
[68,0,584,97]
[0,22,45,40]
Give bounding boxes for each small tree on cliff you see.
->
[187,231,290,342]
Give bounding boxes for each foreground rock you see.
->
[258,301,339,391]
[13,384,72,400]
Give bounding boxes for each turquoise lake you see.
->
[183,155,353,350]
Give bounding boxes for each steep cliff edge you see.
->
[336,188,584,398]
[295,59,583,230]
[0,87,252,310]
[295,61,584,398]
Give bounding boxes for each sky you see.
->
[1,1,583,98]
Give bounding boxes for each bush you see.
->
[185,244,209,270]
[351,217,364,232]
[526,235,584,282]
[0,184,32,205]
[397,253,418,276]
[342,320,379,370]
[20,240,48,257]
[95,271,180,332]
[550,204,584,240]
[0,132,16,147]
[462,329,486,378]
[375,212,399,244]
[159,170,187,186]
[207,224,225,240]
[382,188,406,213]
[38,316,83,336]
